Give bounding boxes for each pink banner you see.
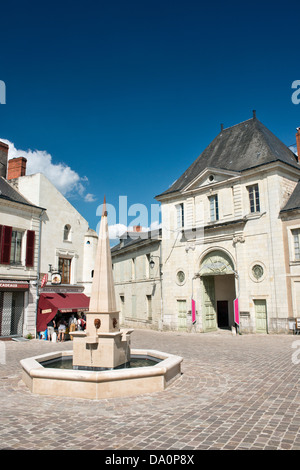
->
[234,298,239,325]
[192,299,196,324]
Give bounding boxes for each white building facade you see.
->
[114,115,300,334]
[0,142,44,337]
[0,147,98,337]
[112,228,163,330]
[11,171,98,296]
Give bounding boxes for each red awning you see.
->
[37,292,90,332]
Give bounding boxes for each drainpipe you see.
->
[159,239,163,330]
[35,209,45,338]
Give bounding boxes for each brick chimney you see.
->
[296,128,300,160]
[0,141,9,178]
[133,225,142,232]
[7,157,27,180]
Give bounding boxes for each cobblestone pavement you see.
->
[1,329,300,450]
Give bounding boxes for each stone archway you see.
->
[199,250,237,331]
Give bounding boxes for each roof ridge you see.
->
[221,117,253,132]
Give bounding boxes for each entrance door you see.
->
[254,299,267,333]
[202,277,217,331]
[177,300,187,330]
[217,301,229,328]
[0,292,24,336]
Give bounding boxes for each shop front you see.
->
[0,281,29,337]
[37,290,90,338]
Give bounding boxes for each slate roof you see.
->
[280,181,300,213]
[111,228,161,254]
[0,176,44,210]
[156,117,299,198]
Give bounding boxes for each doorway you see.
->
[217,301,229,328]
[200,250,237,332]
[254,299,268,333]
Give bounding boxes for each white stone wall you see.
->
[0,198,43,336]
[159,166,296,333]
[112,241,162,329]
[16,173,95,289]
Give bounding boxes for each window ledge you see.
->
[245,211,266,220]
[290,260,300,266]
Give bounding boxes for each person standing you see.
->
[69,314,77,340]
[57,319,66,342]
[47,318,56,341]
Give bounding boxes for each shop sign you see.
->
[51,273,61,285]
[0,282,29,289]
[41,309,52,314]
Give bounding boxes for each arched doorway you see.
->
[199,250,237,331]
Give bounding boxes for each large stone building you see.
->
[111,227,163,329]
[0,144,98,338]
[113,114,300,334]
[7,163,98,296]
[0,142,44,337]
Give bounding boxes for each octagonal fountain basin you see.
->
[21,349,183,400]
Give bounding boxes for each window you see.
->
[10,231,22,264]
[292,229,300,260]
[248,184,260,213]
[131,258,136,280]
[0,226,34,267]
[146,295,152,320]
[176,203,184,228]
[59,257,71,284]
[132,295,137,318]
[63,224,71,241]
[209,195,219,222]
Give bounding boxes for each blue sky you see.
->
[0,0,299,238]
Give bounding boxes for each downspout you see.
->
[35,209,44,338]
[159,239,163,330]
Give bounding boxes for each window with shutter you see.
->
[25,230,35,267]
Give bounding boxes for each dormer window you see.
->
[63,224,71,241]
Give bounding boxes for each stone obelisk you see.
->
[72,197,133,370]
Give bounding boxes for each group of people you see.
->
[46,312,86,342]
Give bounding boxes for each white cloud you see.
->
[84,193,97,203]
[108,221,161,241]
[108,224,128,239]
[1,138,96,202]
[289,145,298,156]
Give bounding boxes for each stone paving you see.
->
[1,328,300,450]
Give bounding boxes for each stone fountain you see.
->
[71,197,134,370]
[21,197,183,399]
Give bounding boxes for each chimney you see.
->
[296,128,300,160]
[0,141,9,178]
[133,225,142,232]
[7,157,27,180]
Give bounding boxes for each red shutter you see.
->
[0,226,3,257]
[1,225,12,264]
[26,230,35,267]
